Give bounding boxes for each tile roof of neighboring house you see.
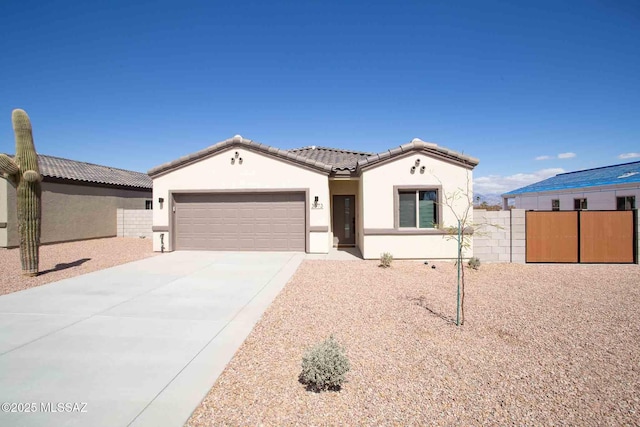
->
[503,161,640,196]
[148,136,479,177]
[6,154,152,189]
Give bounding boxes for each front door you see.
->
[332,195,356,246]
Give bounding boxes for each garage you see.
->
[173,192,306,251]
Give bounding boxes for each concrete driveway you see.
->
[0,251,304,427]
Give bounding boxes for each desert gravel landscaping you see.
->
[0,237,157,295]
[188,260,640,426]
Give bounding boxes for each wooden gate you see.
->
[526,210,636,263]
[580,211,635,263]
[526,212,579,263]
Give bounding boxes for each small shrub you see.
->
[379,252,393,268]
[300,336,350,392]
[467,256,481,270]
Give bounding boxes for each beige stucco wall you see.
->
[361,152,474,259]
[0,179,11,248]
[152,147,331,253]
[1,180,151,247]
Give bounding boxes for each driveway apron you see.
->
[0,251,303,427]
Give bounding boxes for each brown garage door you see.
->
[174,192,305,251]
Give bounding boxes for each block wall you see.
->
[473,209,526,263]
[117,208,153,239]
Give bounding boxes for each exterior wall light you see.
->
[158,197,164,204]
[312,196,323,209]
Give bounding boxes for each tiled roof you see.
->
[289,146,373,170]
[356,138,478,170]
[148,136,334,177]
[148,136,479,177]
[290,140,479,171]
[503,161,640,196]
[7,154,152,189]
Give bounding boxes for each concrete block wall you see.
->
[117,208,153,239]
[473,209,526,263]
[510,209,526,264]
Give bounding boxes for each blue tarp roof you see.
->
[503,161,640,196]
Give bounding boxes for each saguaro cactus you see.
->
[0,109,42,276]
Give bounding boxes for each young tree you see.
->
[437,173,473,325]
[433,171,498,325]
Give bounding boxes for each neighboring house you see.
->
[0,154,152,248]
[148,135,479,259]
[502,161,640,211]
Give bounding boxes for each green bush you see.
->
[467,256,481,270]
[379,252,393,268]
[300,336,350,392]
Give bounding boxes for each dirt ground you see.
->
[0,237,157,296]
[188,260,640,426]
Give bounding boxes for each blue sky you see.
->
[1,0,638,194]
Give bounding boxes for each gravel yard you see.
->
[0,237,157,296]
[188,260,640,426]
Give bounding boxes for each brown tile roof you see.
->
[356,138,479,170]
[148,136,334,177]
[288,146,373,171]
[7,154,152,189]
[148,136,479,178]
[291,139,479,171]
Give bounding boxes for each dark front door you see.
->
[333,195,356,246]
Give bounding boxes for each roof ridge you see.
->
[555,160,640,176]
[290,146,373,155]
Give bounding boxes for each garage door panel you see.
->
[174,192,305,251]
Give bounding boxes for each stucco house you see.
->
[148,135,479,259]
[502,161,640,211]
[0,154,152,248]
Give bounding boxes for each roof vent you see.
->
[618,171,638,179]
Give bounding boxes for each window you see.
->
[551,199,560,211]
[574,198,587,210]
[399,190,438,228]
[145,200,153,210]
[617,196,635,211]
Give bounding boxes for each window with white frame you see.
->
[398,190,438,228]
[551,199,560,211]
[617,196,635,211]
